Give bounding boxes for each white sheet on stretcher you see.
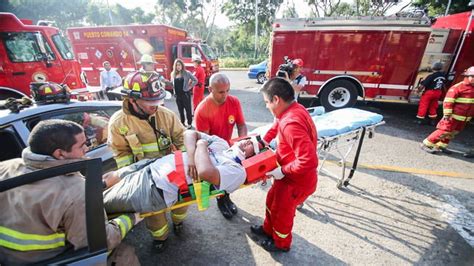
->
[251,107,384,139]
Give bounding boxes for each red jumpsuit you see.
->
[193,65,206,110]
[263,102,318,249]
[424,81,474,148]
[416,72,446,120]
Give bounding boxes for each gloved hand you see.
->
[266,166,284,180]
[133,213,144,226]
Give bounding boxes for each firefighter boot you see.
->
[429,119,437,127]
[152,239,168,253]
[260,238,290,253]
[173,222,184,236]
[250,225,270,238]
[420,144,440,154]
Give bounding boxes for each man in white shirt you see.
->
[102,130,267,213]
[99,61,122,100]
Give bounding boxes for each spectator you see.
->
[171,59,197,128]
[99,61,122,100]
[194,73,248,219]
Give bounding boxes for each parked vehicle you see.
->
[66,24,219,89]
[269,11,474,111]
[247,60,268,84]
[0,13,86,99]
[0,98,121,171]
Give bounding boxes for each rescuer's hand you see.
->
[266,166,284,180]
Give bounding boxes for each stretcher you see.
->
[251,107,385,189]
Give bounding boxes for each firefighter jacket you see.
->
[108,99,186,168]
[263,102,318,191]
[443,81,474,122]
[0,148,134,264]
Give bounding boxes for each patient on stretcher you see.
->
[103,130,269,214]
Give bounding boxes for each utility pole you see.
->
[254,0,259,59]
[445,0,452,16]
[106,0,114,25]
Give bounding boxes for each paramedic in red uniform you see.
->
[415,62,446,126]
[251,77,318,252]
[192,56,206,110]
[194,73,248,219]
[421,66,474,154]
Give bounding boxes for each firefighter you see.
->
[107,70,187,252]
[251,78,318,252]
[421,66,474,154]
[0,119,141,264]
[415,62,446,126]
[192,56,206,110]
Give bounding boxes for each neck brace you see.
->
[225,145,246,165]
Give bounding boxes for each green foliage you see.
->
[413,0,472,16]
[219,57,267,68]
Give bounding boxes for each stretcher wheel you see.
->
[343,180,350,187]
[336,180,344,189]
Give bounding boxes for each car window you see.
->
[48,109,113,150]
[3,32,55,62]
[0,126,24,161]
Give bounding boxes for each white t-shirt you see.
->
[149,133,246,207]
[100,69,122,90]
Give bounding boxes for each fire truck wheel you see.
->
[320,80,358,111]
[256,73,267,84]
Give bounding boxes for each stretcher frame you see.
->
[317,121,385,189]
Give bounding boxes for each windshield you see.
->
[52,34,75,60]
[200,44,217,60]
[3,32,55,63]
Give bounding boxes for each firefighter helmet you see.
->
[30,82,70,105]
[462,66,474,76]
[137,54,156,64]
[122,71,166,104]
[432,62,443,71]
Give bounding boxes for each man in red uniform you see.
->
[194,73,248,218]
[421,66,474,154]
[415,62,446,126]
[192,57,206,110]
[251,77,318,252]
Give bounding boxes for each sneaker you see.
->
[152,239,168,253]
[217,196,233,219]
[439,147,453,154]
[173,222,184,236]
[260,239,289,253]
[250,225,269,237]
[420,144,439,154]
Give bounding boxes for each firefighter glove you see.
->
[266,166,284,180]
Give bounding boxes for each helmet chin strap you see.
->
[130,99,151,119]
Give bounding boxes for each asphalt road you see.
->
[123,71,474,265]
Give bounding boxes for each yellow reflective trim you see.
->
[273,228,289,239]
[444,97,455,103]
[436,142,448,148]
[115,155,133,168]
[443,109,453,115]
[171,212,187,221]
[150,224,169,238]
[266,206,271,214]
[454,98,474,104]
[142,142,159,153]
[118,126,129,135]
[423,139,435,147]
[44,87,52,94]
[141,75,149,82]
[0,226,65,251]
[132,82,141,91]
[114,215,132,239]
[452,114,469,121]
[124,80,130,89]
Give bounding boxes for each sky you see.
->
[107,0,413,28]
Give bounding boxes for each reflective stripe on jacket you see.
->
[443,82,474,121]
[108,99,186,168]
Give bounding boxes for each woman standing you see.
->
[171,59,198,128]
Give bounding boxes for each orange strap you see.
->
[167,150,188,195]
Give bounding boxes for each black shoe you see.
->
[152,239,168,253]
[260,239,289,253]
[439,147,453,154]
[217,196,233,219]
[173,222,184,236]
[250,225,269,237]
[224,194,238,215]
[463,151,474,158]
[429,119,437,126]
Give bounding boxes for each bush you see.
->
[219,57,267,68]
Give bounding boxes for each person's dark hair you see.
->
[29,119,84,156]
[260,77,294,102]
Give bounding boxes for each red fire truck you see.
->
[66,24,219,88]
[0,13,85,99]
[269,11,474,111]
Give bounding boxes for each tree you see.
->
[305,0,401,17]
[413,0,472,16]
